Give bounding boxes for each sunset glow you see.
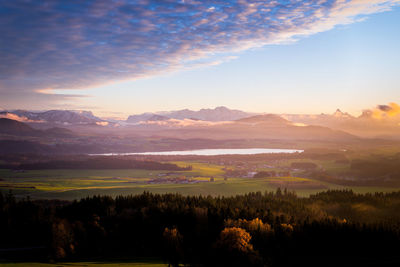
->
[2,2,400,266]
[0,0,399,116]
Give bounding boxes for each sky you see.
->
[1,0,400,118]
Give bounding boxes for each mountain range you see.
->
[1,106,399,139]
[126,106,252,123]
[1,105,400,155]
[137,114,358,141]
[0,110,105,125]
[282,109,400,138]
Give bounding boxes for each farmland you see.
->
[1,158,398,200]
[0,260,167,267]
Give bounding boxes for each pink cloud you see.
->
[0,112,44,123]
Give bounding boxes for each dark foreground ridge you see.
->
[1,190,400,266]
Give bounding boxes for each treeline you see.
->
[89,150,347,163]
[309,153,400,186]
[350,155,400,180]
[290,162,317,170]
[0,140,110,155]
[0,157,192,171]
[1,190,400,266]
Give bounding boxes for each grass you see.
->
[171,161,226,177]
[279,158,351,175]
[0,161,399,200]
[1,175,397,200]
[0,169,166,179]
[0,259,167,266]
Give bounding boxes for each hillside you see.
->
[0,118,76,138]
[0,118,39,136]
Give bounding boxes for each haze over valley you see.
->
[1,1,400,266]
[1,104,400,155]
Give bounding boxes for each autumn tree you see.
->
[213,227,262,266]
[163,227,184,267]
[52,219,75,259]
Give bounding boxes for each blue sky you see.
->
[1,0,399,117]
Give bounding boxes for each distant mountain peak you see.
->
[333,109,352,118]
[236,114,290,124]
[3,109,105,125]
[146,115,169,121]
[358,110,373,119]
[127,106,252,122]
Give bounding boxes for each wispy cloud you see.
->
[1,0,399,97]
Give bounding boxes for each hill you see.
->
[0,118,39,136]
[0,118,76,138]
[236,114,291,125]
[139,114,359,141]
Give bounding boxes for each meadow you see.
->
[0,260,167,267]
[1,159,398,200]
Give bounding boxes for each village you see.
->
[144,160,320,185]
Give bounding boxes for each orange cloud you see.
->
[292,122,308,127]
[0,112,44,123]
[372,103,400,120]
[95,121,109,126]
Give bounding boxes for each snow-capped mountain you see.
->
[0,110,106,125]
[127,106,252,123]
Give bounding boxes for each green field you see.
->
[1,160,399,200]
[0,260,167,267]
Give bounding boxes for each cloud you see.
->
[0,87,90,111]
[372,102,400,120]
[0,112,44,123]
[95,121,109,126]
[1,0,399,98]
[377,105,393,112]
[139,118,233,127]
[292,122,308,127]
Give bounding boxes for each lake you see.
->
[92,148,303,156]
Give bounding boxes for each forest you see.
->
[0,157,191,171]
[1,189,400,266]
